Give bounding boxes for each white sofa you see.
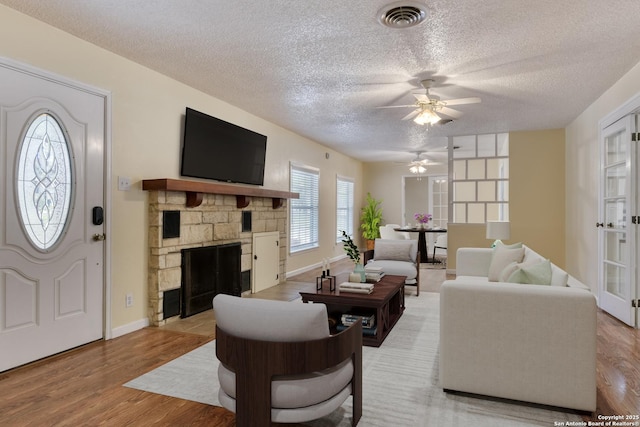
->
[439,245,597,412]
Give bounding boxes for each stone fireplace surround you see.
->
[146,186,290,326]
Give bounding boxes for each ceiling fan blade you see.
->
[413,94,429,102]
[401,109,420,121]
[444,97,481,106]
[439,106,463,119]
[377,104,417,109]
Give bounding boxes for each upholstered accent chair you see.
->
[365,238,420,295]
[213,294,362,427]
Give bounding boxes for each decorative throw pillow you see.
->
[494,241,524,250]
[550,267,569,286]
[488,245,525,282]
[374,240,413,262]
[498,259,541,282]
[498,261,519,282]
[507,259,553,285]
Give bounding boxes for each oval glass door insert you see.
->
[16,112,73,251]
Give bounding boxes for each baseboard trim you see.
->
[286,254,347,278]
[110,318,149,339]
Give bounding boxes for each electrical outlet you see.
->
[125,293,133,307]
[118,176,132,191]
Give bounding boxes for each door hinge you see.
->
[633,132,640,142]
[276,241,279,246]
[633,299,640,308]
[632,216,638,225]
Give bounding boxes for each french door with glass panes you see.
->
[599,114,638,327]
[428,175,448,229]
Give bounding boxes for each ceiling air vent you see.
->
[377,2,427,29]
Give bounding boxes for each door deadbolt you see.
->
[92,233,106,241]
[92,206,104,225]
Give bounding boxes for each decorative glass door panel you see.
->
[17,113,73,251]
[599,115,635,327]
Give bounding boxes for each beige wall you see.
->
[363,162,448,227]
[566,61,640,292]
[0,5,363,333]
[404,177,429,226]
[447,224,487,268]
[509,129,566,265]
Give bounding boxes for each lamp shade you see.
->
[486,221,510,240]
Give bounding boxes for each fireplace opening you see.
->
[181,242,241,318]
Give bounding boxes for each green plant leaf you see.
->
[360,192,383,240]
[340,230,360,264]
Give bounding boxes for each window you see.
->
[451,133,509,224]
[336,176,354,242]
[290,164,319,253]
[17,113,73,251]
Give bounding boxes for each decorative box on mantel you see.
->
[142,178,299,325]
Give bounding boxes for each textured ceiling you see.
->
[2,0,640,162]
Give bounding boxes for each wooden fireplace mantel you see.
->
[142,178,299,209]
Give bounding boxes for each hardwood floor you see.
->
[593,310,640,417]
[0,328,232,426]
[0,262,638,426]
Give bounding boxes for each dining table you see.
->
[394,226,447,263]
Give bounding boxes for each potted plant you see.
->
[341,231,366,282]
[360,192,383,250]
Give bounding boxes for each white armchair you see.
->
[366,238,420,295]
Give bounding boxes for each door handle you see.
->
[607,223,614,228]
[92,233,106,241]
[596,222,604,228]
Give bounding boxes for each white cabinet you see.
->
[252,231,280,293]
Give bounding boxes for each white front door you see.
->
[0,60,106,371]
[598,114,637,327]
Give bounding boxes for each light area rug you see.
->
[125,293,583,426]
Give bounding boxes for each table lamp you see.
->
[486,221,510,248]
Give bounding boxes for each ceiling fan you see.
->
[380,79,481,125]
[397,151,441,174]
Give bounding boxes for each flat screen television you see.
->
[180,107,267,185]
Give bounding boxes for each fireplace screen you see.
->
[181,242,241,317]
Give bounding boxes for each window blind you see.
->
[290,164,319,253]
[336,176,354,242]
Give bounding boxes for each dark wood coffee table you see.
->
[300,274,406,347]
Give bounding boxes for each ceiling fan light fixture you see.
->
[413,108,441,125]
[409,164,426,174]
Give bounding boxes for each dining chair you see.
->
[432,234,447,264]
